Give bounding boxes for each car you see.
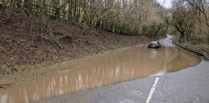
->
[148,41,161,48]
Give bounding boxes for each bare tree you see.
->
[182,0,209,27]
[1,0,168,37]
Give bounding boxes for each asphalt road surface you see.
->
[32,35,209,103]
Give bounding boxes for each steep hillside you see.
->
[0,7,153,75]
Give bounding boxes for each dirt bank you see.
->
[0,7,154,76]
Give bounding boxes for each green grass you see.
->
[12,82,22,86]
[1,66,11,74]
[78,55,84,59]
[0,53,4,58]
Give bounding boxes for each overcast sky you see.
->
[156,0,173,8]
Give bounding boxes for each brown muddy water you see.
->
[0,46,200,103]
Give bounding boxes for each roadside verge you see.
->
[173,42,209,60]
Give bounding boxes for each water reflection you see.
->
[150,49,158,59]
[0,47,200,103]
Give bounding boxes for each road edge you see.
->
[173,41,209,60]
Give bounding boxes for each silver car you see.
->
[148,41,161,48]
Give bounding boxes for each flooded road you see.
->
[0,45,200,103]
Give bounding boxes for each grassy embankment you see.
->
[0,0,168,78]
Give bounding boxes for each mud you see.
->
[0,46,200,103]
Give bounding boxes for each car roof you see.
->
[150,41,158,43]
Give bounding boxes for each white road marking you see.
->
[145,77,159,103]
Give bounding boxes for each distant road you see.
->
[158,34,176,47]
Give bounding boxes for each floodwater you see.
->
[0,46,200,103]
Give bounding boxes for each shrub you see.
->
[1,66,11,74]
